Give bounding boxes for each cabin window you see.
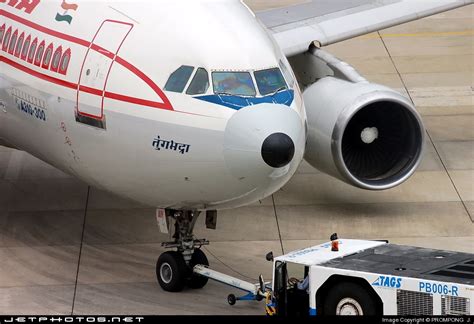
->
[254,68,288,96]
[2,27,12,51]
[212,71,256,97]
[34,41,45,66]
[8,30,18,54]
[0,25,6,46]
[164,65,194,93]
[21,36,31,60]
[186,68,209,95]
[27,38,38,63]
[51,46,62,72]
[14,33,24,57]
[59,49,71,74]
[42,43,53,69]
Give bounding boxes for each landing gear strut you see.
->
[156,210,210,292]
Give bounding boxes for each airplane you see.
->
[0,0,472,293]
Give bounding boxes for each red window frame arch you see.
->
[0,24,6,47]
[21,35,31,61]
[7,29,18,55]
[27,37,38,64]
[41,43,54,69]
[59,48,71,75]
[50,46,62,72]
[2,27,12,52]
[14,32,25,57]
[34,40,45,67]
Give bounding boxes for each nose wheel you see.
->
[156,210,210,292]
[156,251,188,292]
[187,249,209,289]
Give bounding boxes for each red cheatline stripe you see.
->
[78,84,103,96]
[115,56,173,110]
[0,9,173,111]
[1,56,172,110]
[105,92,172,109]
[91,44,114,59]
[1,56,77,90]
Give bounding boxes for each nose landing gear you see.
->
[156,210,210,292]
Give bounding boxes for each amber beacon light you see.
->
[331,233,339,252]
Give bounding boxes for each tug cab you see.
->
[267,239,473,316]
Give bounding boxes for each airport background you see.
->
[0,2,472,315]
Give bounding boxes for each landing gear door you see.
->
[274,261,288,316]
[77,20,133,120]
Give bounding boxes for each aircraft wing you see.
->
[256,0,473,57]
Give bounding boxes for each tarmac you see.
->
[0,2,472,316]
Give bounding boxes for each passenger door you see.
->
[77,20,133,120]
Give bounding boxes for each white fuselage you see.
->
[0,0,307,210]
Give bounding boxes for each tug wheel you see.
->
[323,282,377,316]
[228,294,237,306]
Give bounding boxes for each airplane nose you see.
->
[224,104,305,184]
[261,133,295,168]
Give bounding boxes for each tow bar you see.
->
[193,264,269,305]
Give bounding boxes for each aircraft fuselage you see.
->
[0,0,307,210]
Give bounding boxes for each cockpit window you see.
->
[254,68,288,96]
[279,60,295,88]
[212,71,256,97]
[186,68,209,95]
[164,65,194,93]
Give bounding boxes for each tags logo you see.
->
[372,276,402,289]
[55,0,78,24]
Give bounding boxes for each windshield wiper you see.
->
[215,91,257,98]
[215,91,234,96]
[268,86,287,97]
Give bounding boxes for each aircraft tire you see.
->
[156,251,187,292]
[187,249,210,289]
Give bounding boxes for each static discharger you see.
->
[331,233,339,252]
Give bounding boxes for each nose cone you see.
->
[224,104,305,186]
[262,133,295,168]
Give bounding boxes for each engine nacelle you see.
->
[304,77,425,190]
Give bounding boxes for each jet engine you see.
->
[303,76,425,190]
[290,46,426,190]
